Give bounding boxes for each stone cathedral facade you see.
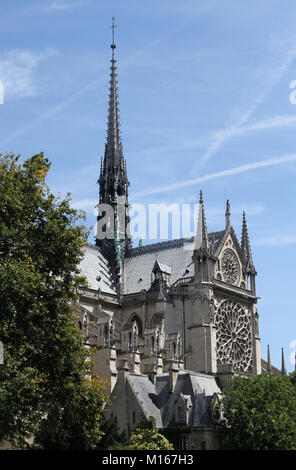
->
[76,36,266,450]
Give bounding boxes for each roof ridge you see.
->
[127,230,226,257]
[127,237,192,256]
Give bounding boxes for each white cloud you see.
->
[135,152,296,196]
[41,0,89,12]
[134,113,296,162]
[239,114,296,133]
[71,198,97,212]
[199,42,296,166]
[0,48,57,99]
[255,235,296,247]
[198,114,296,160]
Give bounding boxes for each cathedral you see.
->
[75,31,282,450]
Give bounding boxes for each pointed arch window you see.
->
[130,314,142,336]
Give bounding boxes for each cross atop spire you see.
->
[110,16,117,50]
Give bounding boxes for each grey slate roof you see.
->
[78,244,116,295]
[261,358,282,375]
[127,369,221,429]
[124,232,225,294]
[128,373,162,428]
[78,231,225,295]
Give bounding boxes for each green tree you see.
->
[107,419,174,451]
[96,414,127,450]
[0,153,108,449]
[127,427,174,450]
[221,372,296,450]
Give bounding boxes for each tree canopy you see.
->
[0,153,108,449]
[221,372,296,450]
[127,427,174,450]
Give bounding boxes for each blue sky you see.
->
[0,0,296,372]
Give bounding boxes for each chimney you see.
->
[130,350,141,375]
[117,358,129,383]
[168,359,179,393]
[143,363,157,384]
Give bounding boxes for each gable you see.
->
[214,227,247,288]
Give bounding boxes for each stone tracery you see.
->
[215,299,252,372]
[221,248,240,284]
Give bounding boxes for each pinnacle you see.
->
[241,211,254,268]
[195,190,209,251]
[199,190,203,204]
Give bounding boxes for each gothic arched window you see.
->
[130,315,142,336]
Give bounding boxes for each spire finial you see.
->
[225,199,231,228]
[111,16,117,49]
[199,190,203,204]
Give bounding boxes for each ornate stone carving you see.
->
[221,249,240,285]
[214,299,252,372]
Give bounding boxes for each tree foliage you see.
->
[222,372,296,450]
[0,153,108,449]
[106,419,174,451]
[96,414,127,450]
[127,427,174,450]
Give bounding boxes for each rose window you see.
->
[215,300,252,372]
[221,249,240,284]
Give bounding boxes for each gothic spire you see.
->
[193,191,216,283]
[99,17,129,204]
[96,19,131,271]
[195,190,209,250]
[241,211,254,268]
